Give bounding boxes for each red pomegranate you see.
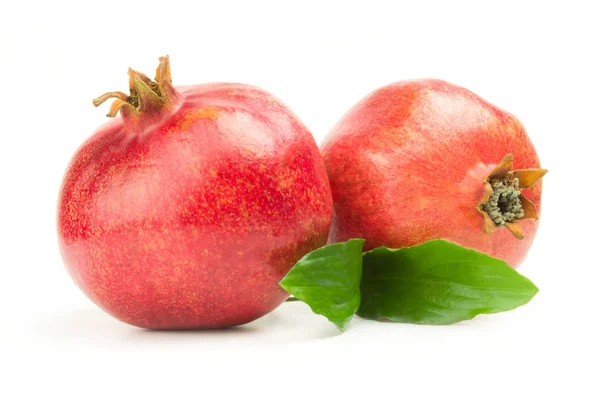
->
[58,56,332,329]
[322,80,546,267]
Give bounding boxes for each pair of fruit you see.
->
[58,56,545,329]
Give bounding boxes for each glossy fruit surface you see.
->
[322,79,545,267]
[58,57,332,329]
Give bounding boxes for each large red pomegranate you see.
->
[58,56,332,329]
[322,80,546,267]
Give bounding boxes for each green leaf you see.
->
[357,239,539,325]
[280,239,365,331]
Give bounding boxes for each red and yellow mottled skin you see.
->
[321,79,542,267]
[58,74,332,329]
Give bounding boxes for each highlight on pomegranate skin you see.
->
[321,79,546,267]
[57,56,333,329]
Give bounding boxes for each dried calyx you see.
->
[483,177,524,225]
[92,55,178,119]
[477,154,547,240]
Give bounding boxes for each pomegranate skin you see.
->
[322,79,542,267]
[58,83,332,329]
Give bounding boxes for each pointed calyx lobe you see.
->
[92,55,179,121]
[477,154,547,240]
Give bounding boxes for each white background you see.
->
[1,1,598,396]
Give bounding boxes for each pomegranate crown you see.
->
[92,55,178,119]
[478,154,548,240]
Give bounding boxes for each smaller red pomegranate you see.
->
[58,56,332,329]
[322,80,546,267]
